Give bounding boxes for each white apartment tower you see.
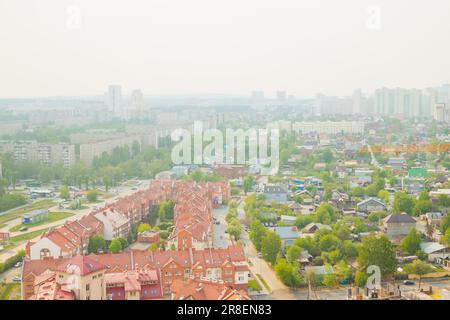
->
[107,85,123,118]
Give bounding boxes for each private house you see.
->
[288,202,302,214]
[263,185,288,203]
[271,226,299,247]
[258,211,278,222]
[305,265,334,283]
[301,223,332,235]
[383,213,416,243]
[423,212,446,227]
[294,190,314,204]
[280,215,296,226]
[23,209,49,224]
[357,198,387,213]
[354,168,373,184]
[420,242,449,263]
[330,190,350,207]
[387,157,406,173]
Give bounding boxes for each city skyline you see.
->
[1,0,450,98]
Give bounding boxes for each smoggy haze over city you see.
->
[1,0,450,98]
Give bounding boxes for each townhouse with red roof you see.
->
[22,245,250,299]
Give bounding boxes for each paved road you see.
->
[212,206,232,248]
[0,266,21,283]
[236,200,296,299]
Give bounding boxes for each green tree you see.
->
[377,190,389,203]
[440,215,450,234]
[117,237,128,249]
[261,231,281,265]
[88,235,106,254]
[86,189,98,202]
[109,239,122,253]
[158,200,175,221]
[243,175,254,195]
[319,234,341,252]
[294,236,320,257]
[354,270,368,287]
[315,203,337,225]
[393,192,415,215]
[286,245,302,263]
[413,199,432,216]
[438,195,450,207]
[357,235,397,278]
[249,220,266,252]
[400,228,422,255]
[275,259,303,288]
[59,185,70,200]
[227,218,242,241]
[137,223,152,233]
[441,228,450,247]
[403,259,434,290]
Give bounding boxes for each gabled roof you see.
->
[384,213,416,224]
[357,197,386,207]
[420,242,447,254]
[56,255,106,276]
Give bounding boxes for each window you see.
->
[86,284,90,291]
[144,290,148,295]
[118,292,122,297]
[151,290,157,295]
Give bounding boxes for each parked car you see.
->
[257,252,262,258]
[14,262,22,268]
[403,280,415,286]
[19,227,28,232]
[13,276,21,283]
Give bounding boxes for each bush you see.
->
[86,189,99,202]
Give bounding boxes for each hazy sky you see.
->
[1,0,450,98]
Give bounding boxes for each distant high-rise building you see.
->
[251,91,265,100]
[433,103,448,122]
[106,85,122,118]
[374,87,431,118]
[352,89,362,114]
[276,91,287,101]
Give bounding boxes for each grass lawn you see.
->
[0,199,56,225]
[248,279,262,291]
[0,283,21,300]
[9,212,75,232]
[10,228,49,243]
[256,274,271,292]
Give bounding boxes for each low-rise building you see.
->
[383,213,416,243]
[357,198,387,213]
[22,209,49,224]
